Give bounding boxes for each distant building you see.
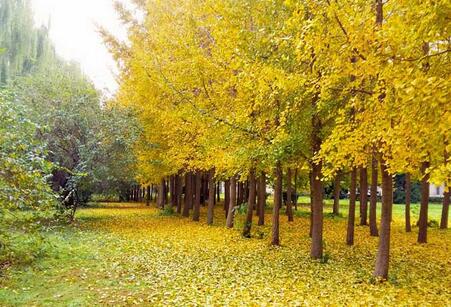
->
[429,184,445,197]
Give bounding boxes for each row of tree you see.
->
[104,0,449,280]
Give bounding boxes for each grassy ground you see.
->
[0,201,449,306]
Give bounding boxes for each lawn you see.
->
[0,202,449,306]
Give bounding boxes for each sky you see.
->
[31,0,129,94]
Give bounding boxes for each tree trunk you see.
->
[286,168,294,222]
[294,169,298,211]
[370,156,379,236]
[182,172,192,217]
[226,177,236,228]
[207,169,215,225]
[405,173,412,232]
[170,176,176,209]
[257,172,266,226]
[311,161,323,259]
[193,172,201,221]
[347,168,357,245]
[158,179,165,208]
[243,168,256,237]
[216,182,221,202]
[360,167,368,225]
[373,159,393,279]
[418,161,430,243]
[272,162,282,246]
[441,190,450,229]
[309,171,313,238]
[146,185,151,206]
[224,179,230,218]
[176,175,183,214]
[333,172,341,215]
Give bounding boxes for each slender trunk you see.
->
[294,169,298,211]
[257,172,266,226]
[216,182,221,202]
[405,173,412,232]
[441,190,450,229]
[226,177,237,228]
[158,179,165,208]
[370,156,379,236]
[333,172,341,215]
[182,172,192,217]
[176,175,183,214]
[243,168,256,237]
[287,168,294,222]
[224,179,230,218]
[193,172,201,221]
[207,169,215,225]
[146,185,151,206]
[272,162,282,246]
[360,167,368,225]
[309,171,313,238]
[373,159,393,279]
[164,179,169,205]
[418,161,430,243]
[347,169,357,245]
[311,161,323,259]
[170,176,176,209]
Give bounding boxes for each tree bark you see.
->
[418,161,430,243]
[441,190,450,229]
[158,179,165,208]
[146,185,151,206]
[224,179,230,218]
[226,177,236,228]
[272,162,282,246]
[374,159,393,279]
[360,167,368,225]
[347,168,357,245]
[286,168,294,222]
[370,156,379,236]
[207,169,215,225]
[405,173,412,232]
[333,172,341,215]
[257,172,266,226]
[311,161,323,259]
[294,169,298,211]
[182,172,192,217]
[176,175,183,214]
[193,172,201,221]
[243,168,256,237]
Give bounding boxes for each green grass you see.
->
[0,202,449,305]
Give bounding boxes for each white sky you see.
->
[31,0,129,94]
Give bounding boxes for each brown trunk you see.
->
[207,169,215,225]
[286,168,294,222]
[441,190,450,229]
[176,175,183,214]
[309,171,313,238]
[226,177,237,228]
[405,173,412,232]
[224,179,230,218]
[333,172,341,215]
[158,179,165,208]
[311,161,323,259]
[243,168,256,238]
[294,169,298,211]
[360,167,368,225]
[193,172,201,221]
[216,182,221,202]
[182,172,192,217]
[347,168,357,245]
[373,160,393,279]
[271,162,282,246]
[370,156,379,236]
[417,161,430,243]
[146,185,151,206]
[170,176,176,209]
[257,172,266,226]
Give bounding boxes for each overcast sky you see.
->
[31,0,128,94]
